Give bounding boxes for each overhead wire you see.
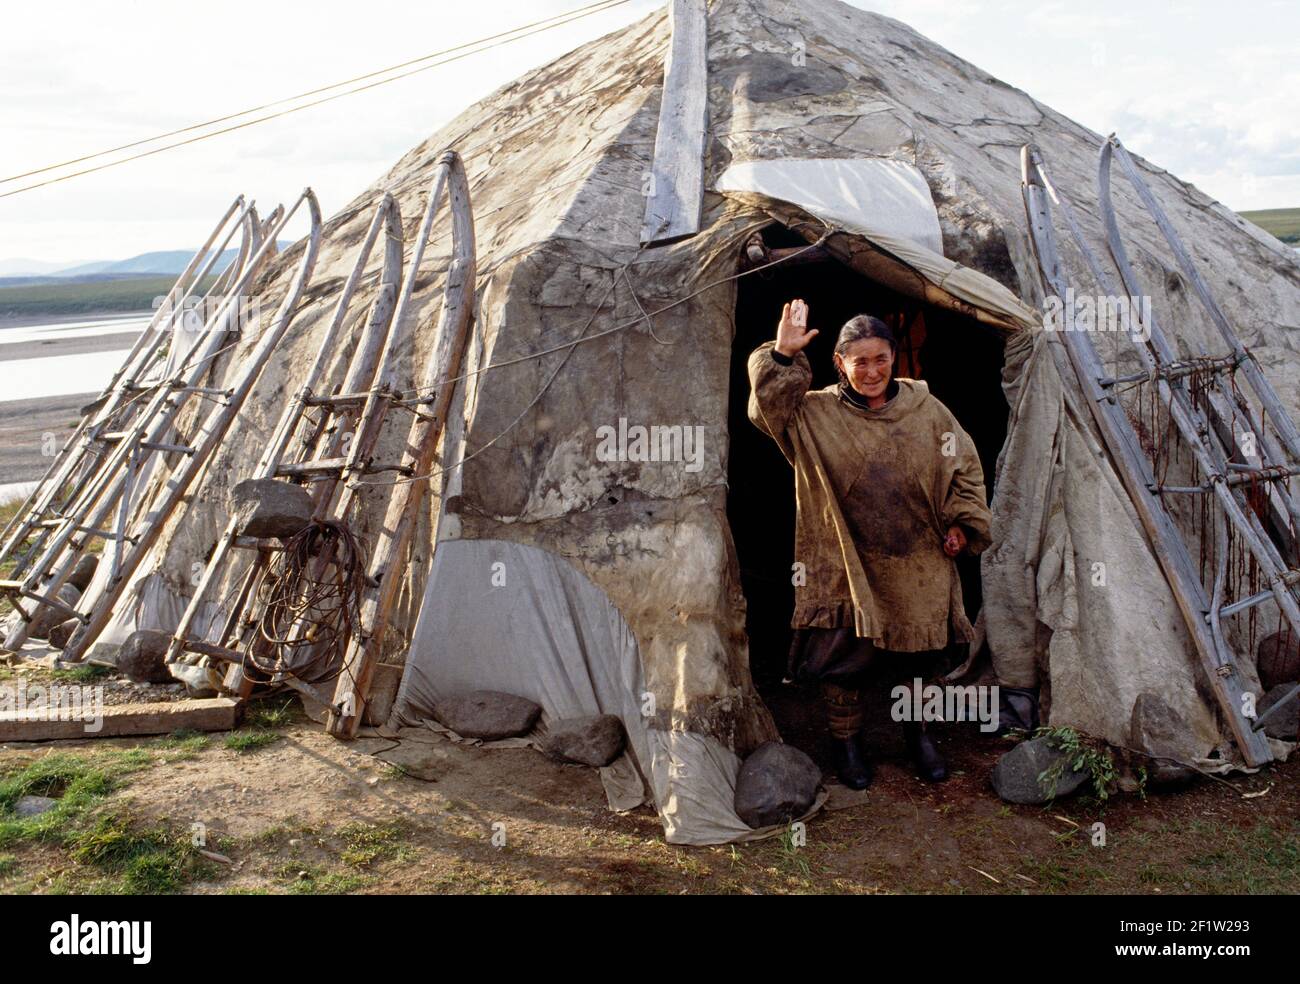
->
[0,0,634,199]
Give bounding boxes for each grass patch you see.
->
[224,731,281,754]
[149,729,210,761]
[50,664,111,684]
[338,820,413,868]
[1241,206,1300,244]
[0,750,149,848]
[272,861,368,895]
[64,811,213,893]
[244,698,297,730]
[0,748,216,893]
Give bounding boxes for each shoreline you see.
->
[0,308,154,331]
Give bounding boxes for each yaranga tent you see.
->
[8,0,1299,845]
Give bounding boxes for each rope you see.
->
[246,520,368,686]
[349,226,836,490]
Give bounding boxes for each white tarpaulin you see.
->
[715,157,945,255]
[392,538,823,846]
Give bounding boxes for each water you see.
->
[0,313,148,402]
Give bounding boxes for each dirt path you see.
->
[1,694,1296,894]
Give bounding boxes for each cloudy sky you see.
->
[2,0,1296,265]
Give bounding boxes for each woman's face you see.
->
[834,337,894,403]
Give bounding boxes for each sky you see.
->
[1,0,1296,265]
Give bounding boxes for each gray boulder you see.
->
[733,741,821,828]
[117,629,176,684]
[991,736,1090,804]
[28,584,81,641]
[362,662,405,727]
[542,714,625,767]
[14,795,58,818]
[433,691,541,740]
[229,478,314,540]
[48,618,80,650]
[1256,684,1300,740]
[68,554,99,592]
[1130,693,1199,786]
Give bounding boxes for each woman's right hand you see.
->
[775,298,818,358]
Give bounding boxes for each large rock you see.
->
[229,478,314,540]
[14,795,58,818]
[116,629,176,684]
[28,584,81,641]
[1256,684,1300,740]
[67,555,99,592]
[362,662,405,727]
[733,741,821,828]
[432,691,541,740]
[1130,693,1199,787]
[48,618,80,650]
[542,714,625,767]
[991,736,1090,804]
[1257,632,1300,690]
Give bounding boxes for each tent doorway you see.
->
[726,223,1010,702]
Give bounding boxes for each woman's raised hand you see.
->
[775,298,818,358]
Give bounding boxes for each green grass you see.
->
[1240,207,1300,244]
[0,750,146,848]
[0,747,222,893]
[0,274,218,320]
[49,664,110,684]
[62,811,213,894]
[224,731,281,753]
[221,697,298,754]
[338,820,413,868]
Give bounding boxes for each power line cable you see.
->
[0,0,633,200]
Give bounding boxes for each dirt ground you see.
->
[1,663,1297,895]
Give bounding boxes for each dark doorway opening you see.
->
[726,223,1010,708]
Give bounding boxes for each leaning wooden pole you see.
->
[165,192,404,669]
[328,151,476,737]
[60,190,324,663]
[1020,145,1274,766]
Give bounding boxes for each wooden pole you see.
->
[1020,145,1274,766]
[328,150,476,737]
[640,0,708,245]
[58,191,325,663]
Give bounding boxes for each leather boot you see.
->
[903,721,948,782]
[822,680,872,789]
[835,732,874,790]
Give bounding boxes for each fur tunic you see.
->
[747,341,992,652]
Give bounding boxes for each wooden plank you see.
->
[640,0,708,244]
[0,698,240,742]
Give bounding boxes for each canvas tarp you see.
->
[711,159,1042,333]
[391,537,823,846]
[716,158,945,255]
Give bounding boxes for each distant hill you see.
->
[0,258,87,277]
[0,275,221,322]
[0,242,294,281]
[1240,207,1300,245]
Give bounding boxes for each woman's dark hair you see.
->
[835,314,895,354]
